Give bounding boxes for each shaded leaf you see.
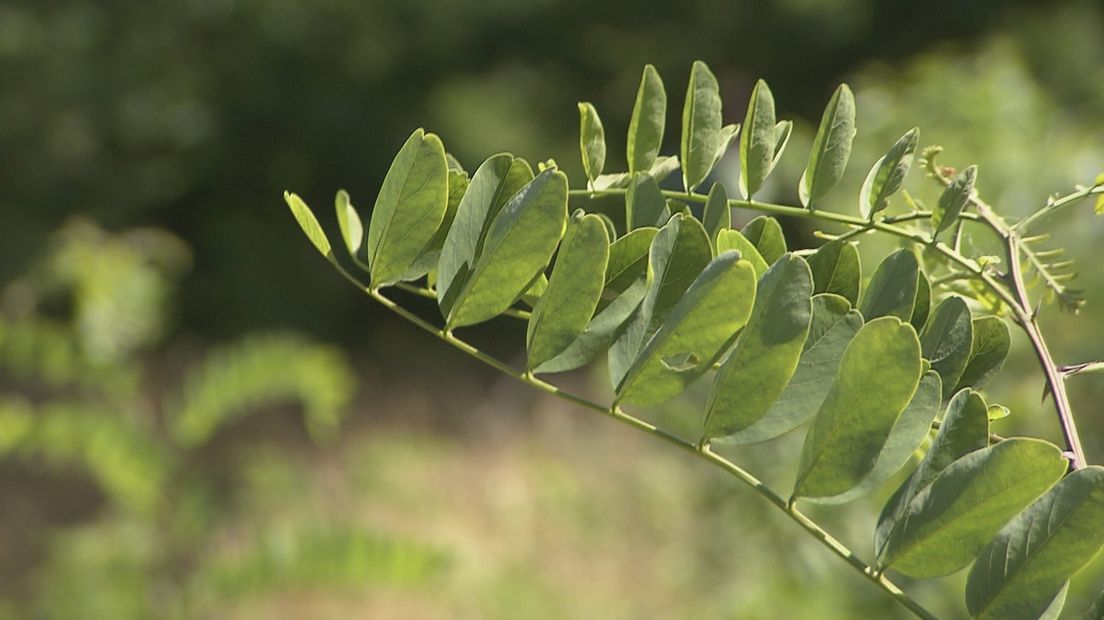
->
[681,61,723,192]
[876,438,1066,578]
[437,154,533,314]
[367,129,449,286]
[626,172,668,230]
[808,239,861,306]
[799,85,856,208]
[627,64,667,175]
[527,212,610,370]
[921,296,973,399]
[739,79,777,199]
[740,216,787,264]
[793,316,922,499]
[617,251,756,405]
[771,120,793,171]
[701,183,731,243]
[860,249,919,321]
[956,316,1011,391]
[447,169,568,328]
[859,128,919,219]
[910,270,932,333]
[715,229,769,278]
[933,165,977,238]
[701,255,813,440]
[593,156,681,191]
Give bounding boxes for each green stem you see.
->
[362,284,939,620]
[1012,182,1104,233]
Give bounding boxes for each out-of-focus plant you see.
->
[287,60,1104,619]
[0,220,442,618]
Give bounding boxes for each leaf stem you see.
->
[362,283,940,620]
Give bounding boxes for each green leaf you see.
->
[876,388,992,554]
[792,317,922,499]
[681,61,723,192]
[627,64,667,175]
[626,172,668,230]
[402,169,470,279]
[366,129,449,286]
[921,296,974,399]
[527,212,610,370]
[739,79,778,199]
[713,123,740,171]
[701,255,813,440]
[771,120,793,171]
[799,85,856,208]
[607,215,712,388]
[533,279,647,374]
[604,227,659,291]
[596,213,617,241]
[986,403,1010,421]
[701,183,731,242]
[447,169,568,329]
[910,270,932,333]
[955,316,1011,391]
[807,239,861,306]
[284,192,333,259]
[334,189,364,258]
[812,371,942,505]
[860,249,919,321]
[715,229,769,278]
[577,102,606,183]
[519,272,547,308]
[859,128,919,219]
[877,438,1066,578]
[721,294,863,445]
[617,251,756,405]
[932,165,977,239]
[437,154,533,315]
[966,467,1104,619]
[593,156,681,192]
[740,216,787,264]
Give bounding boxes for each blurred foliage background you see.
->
[1,0,1103,618]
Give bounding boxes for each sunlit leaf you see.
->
[859,128,919,219]
[627,64,667,175]
[367,129,449,286]
[527,212,610,370]
[799,85,856,208]
[681,61,723,192]
[447,169,568,328]
[739,79,778,199]
[932,165,977,239]
[577,102,606,183]
[437,154,533,314]
[715,229,769,278]
[284,192,332,259]
[876,438,1066,578]
[618,251,756,405]
[334,189,364,258]
[701,255,813,440]
[793,317,922,499]
[534,279,647,374]
[812,371,941,505]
